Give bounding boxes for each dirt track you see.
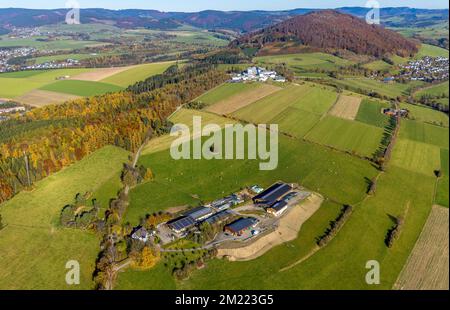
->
[206,84,281,115]
[217,194,323,261]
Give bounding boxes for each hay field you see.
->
[15,89,81,107]
[394,205,449,290]
[206,84,281,115]
[329,95,362,120]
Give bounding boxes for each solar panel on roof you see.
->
[168,216,195,231]
[253,182,291,204]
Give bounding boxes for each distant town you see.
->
[397,56,449,82]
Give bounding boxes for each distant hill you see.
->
[231,10,419,58]
[0,7,448,33]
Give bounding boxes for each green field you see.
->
[401,103,449,127]
[355,99,391,128]
[40,80,123,97]
[416,44,450,58]
[0,146,129,289]
[124,132,378,226]
[305,116,385,158]
[255,52,354,73]
[270,107,321,138]
[391,139,441,176]
[102,62,177,87]
[415,81,449,98]
[332,78,424,99]
[232,84,336,124]
[399,119,449,149]
[0,36,107,50]
[436,148,449,207]
[363,60,392,71]
[0,68,96,98]
[194,83,261,106]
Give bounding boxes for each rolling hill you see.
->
[0,7,448,33]
[231,10,419,57]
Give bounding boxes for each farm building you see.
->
[266,200,288,217]
[252,182,292,206]
[183,206,214,222]
[382,108,409,117]
[131,227,152,243]
[204,210,233,225]
[224,217,259,236]
[167,216,196,234]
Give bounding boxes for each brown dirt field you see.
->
[206,84,282,115]
[217,193,324,261]
[329,95,362,120]
[70,66,137,81]
[15,90,81,107]
[394,205,449,290]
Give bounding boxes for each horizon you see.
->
[0,0,448,11]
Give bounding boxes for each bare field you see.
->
[70,66,137,81]
[217,194,323,261]
[206,84,282,115]
[15,89,81,107]
[394,205,449,290]
[329,95,362,120]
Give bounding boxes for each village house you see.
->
[131,226,152,243]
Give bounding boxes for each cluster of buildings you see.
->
[0,46,80,73]
[382,108,409,118]
[167,193,244,236]
[5,26,41,39]
[0,101,26,122]
[21,58,80,71]
[130,181,307,245]
[231,66,286,83]
[0,47,37,72]
[397,56,449,82]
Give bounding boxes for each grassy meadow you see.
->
[305,115,385,158]
[0,146,129,289]
[255,52,354,73]
[101,62,177,87]
[0,68,95,98]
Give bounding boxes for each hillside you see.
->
[231,10,419,57]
